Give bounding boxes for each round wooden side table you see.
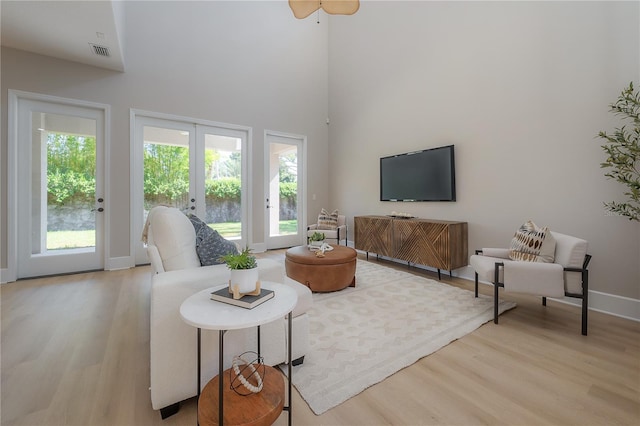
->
[198,365,284,426]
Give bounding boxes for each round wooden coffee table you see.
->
[285,245,357,292]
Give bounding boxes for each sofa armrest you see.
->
[147,245,165,274]
[307,224,318,231]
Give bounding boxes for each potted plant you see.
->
[220,246,259,294]
[308,231,326,247]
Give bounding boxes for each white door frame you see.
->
[130,109,252,265]
[263,130,307,250]
[6,90,110,282]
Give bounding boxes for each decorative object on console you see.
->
[289,0,360,19]
[220,246,260,297]
[509,220,556,263]
[389,211,414,218]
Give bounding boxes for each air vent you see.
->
[89,43,111,57]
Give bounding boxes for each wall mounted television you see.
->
[380,145,456,202]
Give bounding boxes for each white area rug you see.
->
[287,260,516,415]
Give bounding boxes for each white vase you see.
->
[310,240,325,248]
[230,267,259,294]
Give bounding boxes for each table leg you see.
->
[219,330,225,426]
[197,328,201,397]
[288,312,292,426]
[197,328,201,426]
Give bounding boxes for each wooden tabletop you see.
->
[198,365,285,426]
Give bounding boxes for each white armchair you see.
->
[469,230,591,335]
[307,214,348,245]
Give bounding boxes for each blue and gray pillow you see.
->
[188,214,239,266]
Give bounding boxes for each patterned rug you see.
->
[286,260,516,415]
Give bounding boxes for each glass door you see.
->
[197,125,248,245]
[264,132,305,249]
[133,114,249,264]
[15,98,106,278]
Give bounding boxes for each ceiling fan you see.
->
[289,0,360,19]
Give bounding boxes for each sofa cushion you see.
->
[509,220,556,263]
[188,214,239,266]
[150,207,201,271]
[317,208,339,230]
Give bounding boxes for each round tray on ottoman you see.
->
[285,245,357,292]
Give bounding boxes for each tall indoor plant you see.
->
[597,82,640,221]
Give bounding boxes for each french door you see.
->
[10,91,108,279]
[264,131,306,249]
[132,112,250,264]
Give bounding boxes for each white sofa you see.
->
[143,206,312,418]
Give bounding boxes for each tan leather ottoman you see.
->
[285,245,357,292]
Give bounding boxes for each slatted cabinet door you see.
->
[354,215,393,257]
[393,219,468,271]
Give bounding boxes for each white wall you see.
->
[328,1,640,301]
[1,1,329,268]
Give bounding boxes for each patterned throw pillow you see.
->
[188,214,239,266]
[509,220,556,263]
[317,208,339,230]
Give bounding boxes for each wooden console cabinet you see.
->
[354,215,468,278]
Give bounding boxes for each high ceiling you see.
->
[1,0,126,72]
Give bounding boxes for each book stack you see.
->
[210,287,274,309]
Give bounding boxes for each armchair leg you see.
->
[582,295,588,336]
[542,296,547,306]
[474,272,478,298]
[493,263,501,324]
[494,282,499,324]
[582,267,589,336]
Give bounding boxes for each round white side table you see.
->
[180,281,297,426]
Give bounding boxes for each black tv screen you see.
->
[380,145,456,202]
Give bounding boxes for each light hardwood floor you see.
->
[2,250,639,425]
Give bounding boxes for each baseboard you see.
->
[0,267,11,284]
[357,255,640,322]
[106,256,134,271]
[555,290,640,322]
[252,242,267,253]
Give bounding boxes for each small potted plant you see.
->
[308,231,326,247]
[220,246,259,294]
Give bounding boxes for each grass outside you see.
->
[46,220,298,250]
